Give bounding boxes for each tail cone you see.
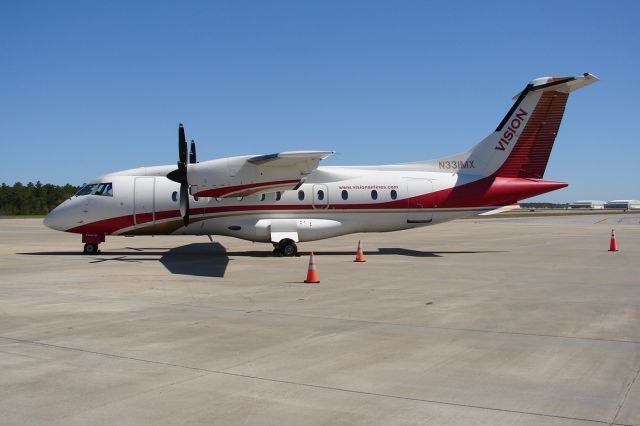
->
[304,251,320,283]
[609,229,619,252]
[354,240,366,263]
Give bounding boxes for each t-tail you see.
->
[417,73,599,208]
[427,73,599,179]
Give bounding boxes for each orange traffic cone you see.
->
[354,240,366,262]
[304,251,320,283]
[609,229,619,252]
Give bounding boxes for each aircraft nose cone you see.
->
[43,209,59,230]
[43,204,68,231]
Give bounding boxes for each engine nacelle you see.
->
[188,155,305,198]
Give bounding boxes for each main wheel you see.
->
[279,239,298,257]
[83,243,98,255]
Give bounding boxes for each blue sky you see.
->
[1,0,638,202]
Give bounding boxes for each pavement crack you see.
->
[0,335,611,424]
[610,360,640,426]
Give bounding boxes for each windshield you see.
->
[76,182,113,197]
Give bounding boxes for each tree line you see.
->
[0,182,81,216]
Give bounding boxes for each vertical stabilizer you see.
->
[417,73,599,178]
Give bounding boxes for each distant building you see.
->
[568,200,605,209]
[604,200,640,209]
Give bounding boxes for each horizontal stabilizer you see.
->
[511,73,599,100]
[478,204,520,216]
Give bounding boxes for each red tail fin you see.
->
[495,91,569,178]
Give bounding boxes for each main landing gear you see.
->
[272,239,298,257]
[82,233,105,255]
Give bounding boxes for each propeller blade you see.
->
[178,123,187,165]
[168,123,189,183]
[179,183,190,227]
[170,123,192,226]
[166,168,183,183]
[189,140,197,164]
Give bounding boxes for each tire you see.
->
[83,243,98,255]
[279,240,298,257]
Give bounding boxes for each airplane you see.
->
[44,73,599,256]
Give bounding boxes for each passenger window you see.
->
[216,197,223,202]
[390,189,397,200]
[341,190,348,200]
[276,192,282,201]
[260,194,266,201]
[371,190,378,200]
[171,191,178,202]
[317,190,324,201]
[236,197,243,201]
[298,190,305,201]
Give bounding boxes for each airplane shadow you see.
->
[18,243,230,278]
[157,243,229,277]
[296,248,503,258]
[18,244,503,277]
[222,248,499,258]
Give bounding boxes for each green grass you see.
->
[0,215,47,219]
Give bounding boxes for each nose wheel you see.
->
[83,243,99,255]
[82,233,105,255]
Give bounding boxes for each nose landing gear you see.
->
[82,233,105,255]
[83,243,99,255]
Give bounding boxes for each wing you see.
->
[188,151,335,198]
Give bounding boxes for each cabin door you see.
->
[134,177,155,227]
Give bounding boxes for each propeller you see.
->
[167,123,192,227]
[189,140,197,164]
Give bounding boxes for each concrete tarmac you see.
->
[0,215,639,425]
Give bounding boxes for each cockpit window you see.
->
[76,184,97,196]
[94,182,112,196]
[76,182,113,197]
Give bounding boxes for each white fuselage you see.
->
[44,164,493,243]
